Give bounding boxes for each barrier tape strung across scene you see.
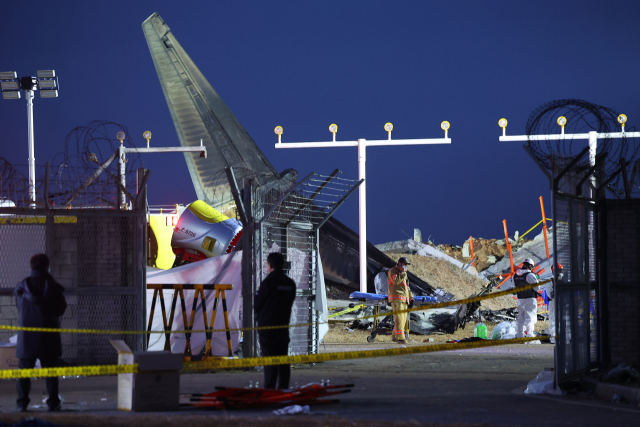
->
[0,280,550,335]
[181,336,550,371]
[518,218,553,241]
[0,364,138,380]
[0,336,549,379]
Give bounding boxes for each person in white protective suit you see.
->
[514,258,541,338]
[544,263,563,344]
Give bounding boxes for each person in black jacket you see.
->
[14,253,67,412]
[254,252,296,389]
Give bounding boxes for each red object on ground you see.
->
[181,383,354,410]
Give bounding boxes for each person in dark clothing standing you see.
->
[254,252,296,389]
[14,253,67,412]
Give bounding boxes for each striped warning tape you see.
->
[0,280,550,335]
[182,335,548,370]
[0,217,77,225]
[0,364,138,380]
[327,304,365,319]
[0,336,548,378]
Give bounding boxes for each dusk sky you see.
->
[1,1,638,246]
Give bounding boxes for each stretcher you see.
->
[349,292,437,343]
[182,383,354,409]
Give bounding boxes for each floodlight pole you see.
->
[276,135,451,293]
[26,90,36,207]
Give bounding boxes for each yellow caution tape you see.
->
[0,280,550,335]
[0,217,77,225]
[182,336,548,371]
[519,218,553,241]
[0,364,138,379]
[327,304,364,319]
[0,335,551,379]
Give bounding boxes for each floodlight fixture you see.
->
[37,79,57,89]
[2,91,20,100]
[116,132,125,143]
[0,71,17,79]
[441,121,450,138]
[1,81,20,90]
[329,124,338,141]
[37,70,55,78]
[39,90,58,98]
[274,126,283,143]
[1,69,60,207]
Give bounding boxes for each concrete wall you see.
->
[606,200,640,366]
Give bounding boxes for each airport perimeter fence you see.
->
[0,207,146,366]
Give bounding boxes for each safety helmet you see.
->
[523,258,535,267]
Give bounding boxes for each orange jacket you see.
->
[387,266,413,303]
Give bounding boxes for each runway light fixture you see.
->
[441,121,450,138]
[274,126,283,143]
[618,114,627,132]
[329,124,338,142]
[498,118,508,137]
[557,116,567,135]
[384,122,393,140]
[143,130,152,147]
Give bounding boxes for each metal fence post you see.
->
[242,179,255,358]
[44,162,55,261]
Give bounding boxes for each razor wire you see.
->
[525,99,640,198]
[1,121,144,208]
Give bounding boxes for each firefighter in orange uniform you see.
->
[387,257,414,344]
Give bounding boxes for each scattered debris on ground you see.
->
[323,320,549,344]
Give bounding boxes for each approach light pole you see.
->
[498,115,640,196]
[0,70,60,207]
[115,131,207,208]
[275,122,452,293]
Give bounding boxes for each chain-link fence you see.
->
[0,208,145,365]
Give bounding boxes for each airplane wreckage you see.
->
[140,13,467,355]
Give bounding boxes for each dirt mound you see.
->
[383,253,516,310]
[437,237,530,272]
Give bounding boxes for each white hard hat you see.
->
[523,258,535,266]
